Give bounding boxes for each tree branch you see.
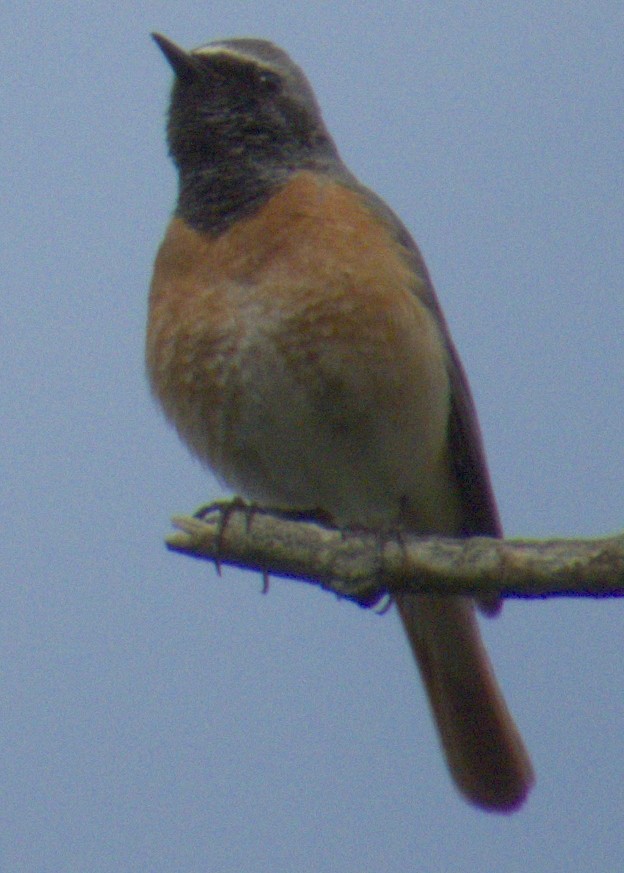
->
[164,501,624,601]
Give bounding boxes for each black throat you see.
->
[173,132,348,236]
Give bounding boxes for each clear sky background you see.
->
[3,2,623,871]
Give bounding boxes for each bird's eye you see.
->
[257,69,281,93]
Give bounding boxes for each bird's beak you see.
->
[152,33,200,80]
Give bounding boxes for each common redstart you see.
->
[148,33,534,811]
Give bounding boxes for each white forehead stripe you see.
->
[192,44,276,72]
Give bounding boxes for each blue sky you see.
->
[3,2,623,871]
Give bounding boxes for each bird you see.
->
[147,32,534,812]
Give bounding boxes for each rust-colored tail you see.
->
[395,594,534,812]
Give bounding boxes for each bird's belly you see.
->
[200,285,456,531]
[147,184,460,532]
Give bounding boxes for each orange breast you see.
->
[147,171,456,528]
